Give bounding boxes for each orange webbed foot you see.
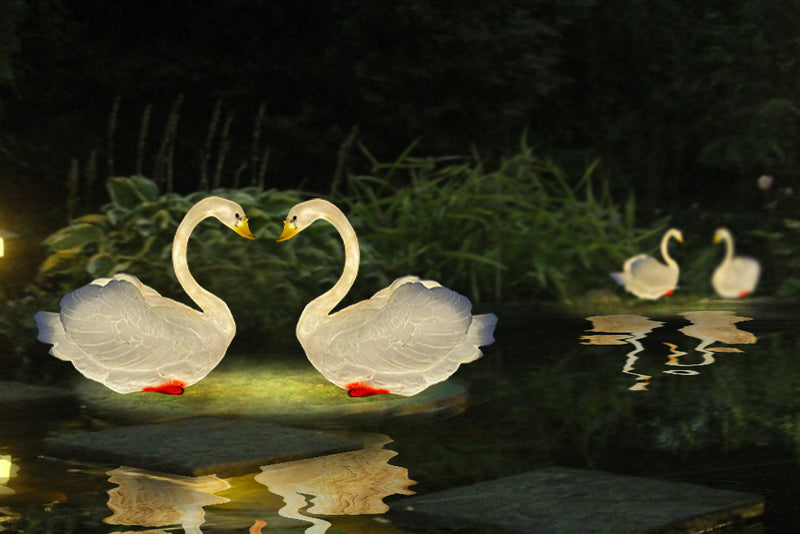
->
[142,379,186,395]
[346,382,391,397]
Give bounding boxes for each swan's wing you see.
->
[366,275,441,302]
[729,257,760,286]
[713,256,760,297]
[627,255,676,287]
[95,273,193,307]
[53,278,213,391]
[612,254,653,287]
[311,281,474,394]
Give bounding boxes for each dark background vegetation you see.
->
[2,0,800,307]
[3,1,800,221]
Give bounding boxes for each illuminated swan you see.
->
[277,198,498,397]
[34,196,255,394]
[711,228,760,299]
[611,228,683,299]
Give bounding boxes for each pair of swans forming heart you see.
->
[35,197,497,397]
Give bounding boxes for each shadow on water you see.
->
[3,300,800,532]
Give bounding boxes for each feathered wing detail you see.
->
[612,254,678,299]
[35,275,230,393]
[300,277,496,396]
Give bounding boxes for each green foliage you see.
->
[35,146,649,338]
[35,176,347,334]
[339,141,651,303]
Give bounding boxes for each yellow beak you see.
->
[277,220,299,242]
[234,218,256,239]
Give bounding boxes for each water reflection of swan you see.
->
[581,315,665,391]
[277,199,498,397]
[255,432,415,533]
[611,228,683,299]
[103,466,231,534]
[712,228,760,299]
[34,197,255,395]
[678,311,757,359]
[583,312,758,387]
[0,454,18,495]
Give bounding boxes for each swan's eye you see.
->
[235,213,241,221]
[291,215,298,223]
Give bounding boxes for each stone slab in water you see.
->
[45,416,362,477]
[389,467,764,534]
[72,358,467,425]
[0,380,77,418]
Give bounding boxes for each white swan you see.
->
[34,196,255,394]
[611,228,683,300]
[711,227,760,299]
[277,198,498,397]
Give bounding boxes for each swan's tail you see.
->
[470,313,498,347]
[610,272,626,287]
[34,311,71,360]
[447,312,498,365]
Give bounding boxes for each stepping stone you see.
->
[0,380,77,418]
[72,358,467,425]
[388,467,764,534]
[45,416,361,477]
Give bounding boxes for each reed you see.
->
[135,103,152,176]
[337,140,650,303]
[153,93,183,191]
[40,141,658,334]
[106,95,120,178]
[213,110,234,189]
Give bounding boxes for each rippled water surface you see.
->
[3,300,800,533]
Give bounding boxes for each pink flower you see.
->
[757,175,774,190]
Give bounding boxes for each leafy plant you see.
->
[34,142,659,346]
[340,140,655,303]
[35,176,346,334]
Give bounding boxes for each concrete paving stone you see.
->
[45,416,362,477]
[0,380,77,418]
[388,466,764,534]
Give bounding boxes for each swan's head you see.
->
[713,227,731,244]
[667,228,684,243]
[207,197,255,239]
[277,199,326,242]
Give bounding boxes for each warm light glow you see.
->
[582,315,664,391]
[0,454,19,495]
[582,312,758,388]
[0,455,12,482]
[0,236,4,257]
[256,432,415,530]
[104,466,230,530]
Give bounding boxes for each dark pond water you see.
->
[2,299,800,533]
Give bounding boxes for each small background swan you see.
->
[277,198,498,397]
[711,227,760,299]
[611,228,683,300]
[34,196,255,394]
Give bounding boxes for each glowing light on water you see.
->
[103,466,230,533]
[0,455,18,495]
[0,236,4,257]
[678,311,757,352]
[581,311,757,389]
[581,315,664,391]
[255,432,416,532]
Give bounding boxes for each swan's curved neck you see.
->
[721,233,734,264]
[172,201,229,316]
[661,230,679,268]
[304,201,360,319]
